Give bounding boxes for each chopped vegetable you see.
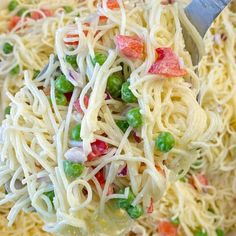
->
[73,95,89,113]
[91,52,107,66]
[117,188,135,209]
[147,198,153,213]
[179,176,187,182]
[87,140,109,161]
[8,0,18,11]
[8,16,21,31]
[216,229,224,236]
[66,55,77,69]
[44,190,55,205]
[127,205,144,219]
[64,33,79,46]
[55,92,67,106]
[33,69,40,80]
[117,165,128,176]
[126,107,142,128]
[106,0,120,9]
[65,147,87,164]
[31,9,53,20]
[106,73,123,98]
[70,124,82,141]
[194,229,208,236]
[3,42,13,54]
[95,169,106,187]
[17,8,28,16]
[116,120,129,133]
[155,131,175,153]
[131,130,142,143]
[149,47,187,77]
[63,160,84,178]
[4,106,11,116]
[197,174,208,186]
[115,35,144,59]
[121,82,137,103]
[10,65,20,75]
[55,75,74,93]
[63,6,73,13]
[170,217,180,226]
[158,221,177,236]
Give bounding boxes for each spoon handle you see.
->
[184,0,231,37]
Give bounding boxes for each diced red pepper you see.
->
[95,169,106,186]
[87,140,109,161]
[73,95,89,113]
[147,198,154,213]
[148,48,187,77]
[189,174,208,190]
[99,15,108,21]
[64,33,79,46]
[8,16,21,31]
[31,9,53,20]
[156,164,165,177]
[115,35,144,59]
[197,174,208,186]
[105,0,120,9]
[64,23,90,46]
[158,221,177,236]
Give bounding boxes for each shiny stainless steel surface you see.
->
[183,0,231,65]
[185,0,231,37]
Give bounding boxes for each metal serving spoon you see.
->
[183,0,232,65]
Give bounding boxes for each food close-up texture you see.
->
[0,0,235,236]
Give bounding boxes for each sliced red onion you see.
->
[69,140,83,148]
[104,92,111,100]
[117,164,128,177]
[68,69,83,87]
[132,130,142,143]
[64,147,87,163]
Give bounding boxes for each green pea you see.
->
[170,217,180,226]
[10,65,20,75]
[16,7,28,16]
[55,92,67,106]
[127,205,143,219]
[194,229,208,236]
[91,52,107,66]
[155,131,175,153]
[33,69,40,80]
[121,82,137,103]
[4,106,11,116]
[126,107,142,128]
[63,160,84,178]
[66,55,77,69]
[8,0,18,11]
[55,75,74,93]
[179,176,186,182]
[115,120,129,133]
[106,74,123,98]
[3,42,13,54]
[44,190,55,205]
[216,229,224,236]
[63,6,73,13]
[70,124,81,141]
[117,188,135,210]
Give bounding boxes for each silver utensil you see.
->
[183,0,232,65]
